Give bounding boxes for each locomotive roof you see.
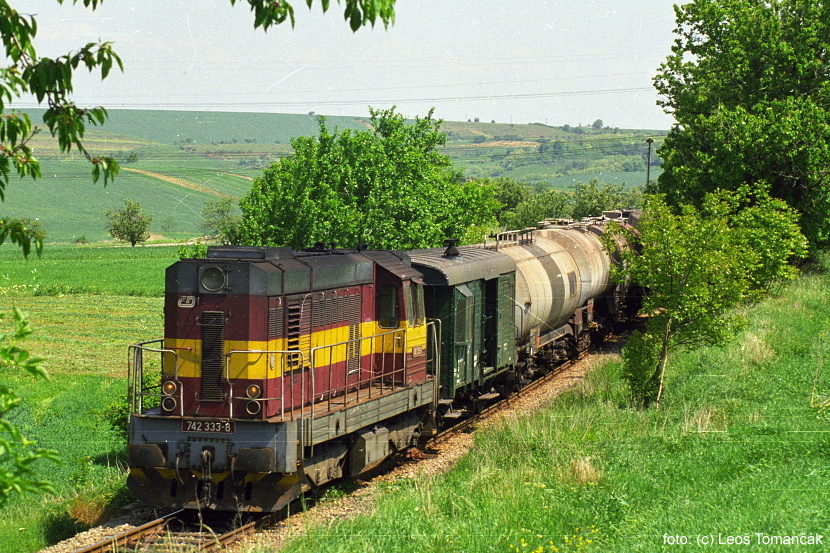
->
[361,250,423,281]
[408,246,516,286]
[170,246,423,295]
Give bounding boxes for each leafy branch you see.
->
[232,0,395,31]
[0,1,123,193]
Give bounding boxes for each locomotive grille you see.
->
[286,297,310,369]
[200,311,225,401]
[268,297,283,339]
[346,292,362,374]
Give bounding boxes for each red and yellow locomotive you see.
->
[128,246,434,511]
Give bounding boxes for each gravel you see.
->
[38,505,164,553]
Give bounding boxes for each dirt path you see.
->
[216,171,254,181]
[121,167,232,198]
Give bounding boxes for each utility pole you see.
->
[646,138,654,187]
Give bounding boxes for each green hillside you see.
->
[22,109,370,147]
[2,110,666,245]
[439,120,664,187]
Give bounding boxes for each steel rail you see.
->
[70,510,266,553]
[73,510,184,553]
[199,517,261,551]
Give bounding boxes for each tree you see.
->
[607,190,806,408]
[230,0,395,31]
[591,119,603,130]
[238,108,500,249]
[500,189,571,230]
[0,308,58,508]
[485,177,531,222]
[201,197,242,245]
[570,178,640,220]
[105,199,152,246]
[0,218,45,258]
[654,0,830,247]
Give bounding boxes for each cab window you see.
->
[412,283,424,326]
[404,282,425,327]
[377,285,399,328]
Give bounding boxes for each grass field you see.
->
[0,317,164,549]
[21,109,371,148]
[0,245,168,553]
[2,157,216,243]
[0,244,178,296]
[255,258,830,553]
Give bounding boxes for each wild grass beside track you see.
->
[0,293,163,552]
[265,257,830,553]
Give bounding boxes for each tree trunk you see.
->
[653,319,672,409]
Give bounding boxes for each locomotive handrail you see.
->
[128,340,184,416]
[309,326,409,413]
[218,324,423,428]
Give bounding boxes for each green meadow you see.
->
[0,246,169,552]
[0,244,178,296]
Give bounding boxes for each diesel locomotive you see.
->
[126,210,640,512]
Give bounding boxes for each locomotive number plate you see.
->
[182,419,235,434]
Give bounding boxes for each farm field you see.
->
[2,110,665,245]
[0,244,179,296]
[1,150,256,243]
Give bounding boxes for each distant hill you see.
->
[102,110,370,146]
[439,119,665,187]
[3,110,666,244]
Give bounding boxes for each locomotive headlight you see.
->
[162,381,177,395]
[200,266,226,292]
[246,384,262,399]
[246,400,261,415]
[161,397,177,412]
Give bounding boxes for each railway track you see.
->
[70,510,266,553]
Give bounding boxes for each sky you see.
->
[22,0,680,130]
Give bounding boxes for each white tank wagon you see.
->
[490,210,640,365]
